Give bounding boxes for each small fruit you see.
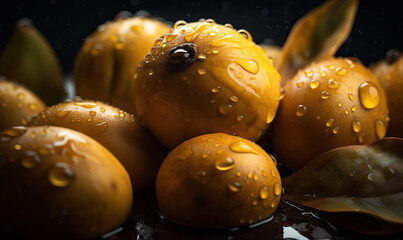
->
[0,126,132,239]
[133,19,281,148]
[0,78,46,130]
[28,100,166,191]
[371,51,403,137]
[74,14,171,112]
[270,58,389,172]
[0,19,66,105]
[156,133,281,229]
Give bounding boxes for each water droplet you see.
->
[326,119,334,127]
[237,115,244,122]
[269,154,277,165]
[259,186,269,199]
[359,82,381,109]
[224,23,233,28]
[56,110,72,118]
[305,69,314,78]
[29,104,37,111]
[148,70,154,76]
[385,113,390,122]
[228,182,242,192]
[261,170,268,177]
[119,111,125,118]
[74,102,97,108]
[230,142,258,155]
[247,171,252,179]
[237,59,259,74]
[332,127,339,135]
[296,80,304,88]
[344,109,349,115]
[327,64,335,70]
[321,91,330,99]
[197,53,207,60]
[89,111,96,116]
[273,183,281,196]
[348,93,355,101]
[173,20,187,28]
[18,94,25,100]
[280,88,285,100]
[252,200,258,206]
[383,167,396,180]
[238,29,252,41]
[352,120,361,133]
[48,162,75,187]
[328,79,340,89]
[208,31,217,37]
[253,172,258,181]
[375,119,386,139]
[215,157,235,171]
[219,104,233,115]
[271,199,277,208]
[310,80,319,89]
[270,169,276,177]
[4,127,26,137]
[237,72,243,79]
[212,49,220,54]
[21,152,40,169]
[351,105,357,112]
[198,68,206,75]
[358,132,366,143]
[338,102,342,108]
[335,67,348,76]
[320,72,327,77]
[296,105,307,117]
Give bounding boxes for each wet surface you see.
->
[100,188,401,240]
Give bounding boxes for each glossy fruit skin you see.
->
[270,58,389,172]
[74,16,170,113]
[0,78,46,131]
[28,100,166,191]
[371,55,403,137]
[0,126,132,239]
[156,133,281,229]
[133,20,281,149]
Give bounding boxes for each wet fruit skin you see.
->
[0,126,132,239]
[0,78,46,131]
[28,100,167,191]
[156,133,281,229]
[371,54,403,137]
[270,57,389,172]
[74,16,171,112]
[132,20,281,149]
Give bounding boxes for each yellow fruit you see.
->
[133,19,281,149]
[0,126,132,239]
[74,16,170,112]
[28,100,166,191]
[0,78,46,130]
[270,58,389,172]
[371,53,403,137]
[156,133,281,229]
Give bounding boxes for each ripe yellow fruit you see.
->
[132,19,281,149]
[74,16,170,112]
[270,58,389,172]
[156,133,281,229]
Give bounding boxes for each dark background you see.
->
[0,0,402,72]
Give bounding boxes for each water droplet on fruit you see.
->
[237,59,259,74]
[359,82,381,109]
[328,79,340,89]
[296,105,307,117]
[305,69,314,78]
[326,119,334,127]
[321,91,330,99]
[273,183,281,196]
[351,105,357,112]
[56,110,72,118]
[335,67,348,76]
[4,127,26,137]
[228,182,241,192]
[74,102,97,108]
[296,81,304,88]
[215,157,235,171]
[348,94,355,101]
[259,186,269,199]
[48,162,75,187]
[310,80,319,89]
[198,68,206,75]
[352,120,361,133]
[375,119,386,139]
[219,104,233,115]
[358,132,366,143]
[197,53,206,60]
[174,20,187,28]
[332,127,339,134]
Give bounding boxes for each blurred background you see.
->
[0,0,402,72]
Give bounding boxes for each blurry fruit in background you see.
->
[132,19,281,149]
[270,57,389,172]
[74,12,171,113]
[0,19,67,105]
[0,78,46,131]
[371,50,403,137]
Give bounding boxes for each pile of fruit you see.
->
[0,0,402,239]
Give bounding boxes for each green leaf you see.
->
[0,19,66,105]
[276,0,359,85]
[283,137,403,235]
